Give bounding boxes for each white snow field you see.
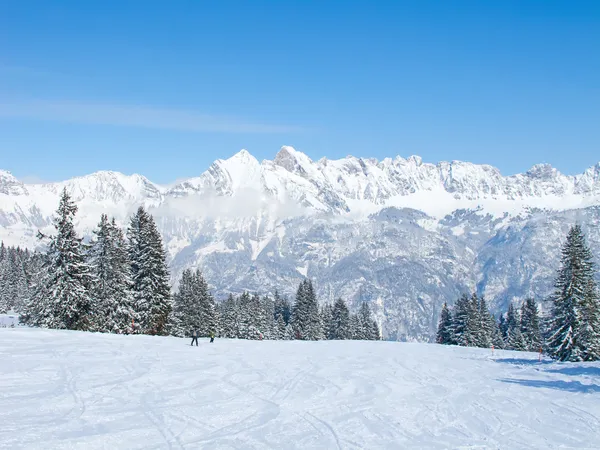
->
[1,329,599,449]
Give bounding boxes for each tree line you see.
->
[0,244,43,314]
[7,189,379,341]
[437,224,600,362]
[436,295,541,352]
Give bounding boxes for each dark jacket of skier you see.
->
[191,329,199,346]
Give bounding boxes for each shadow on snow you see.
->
[494,358,553,366]
[499,378,600,393]
[545,366,600,377]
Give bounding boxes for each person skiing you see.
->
[191,329,199,346]
[209,331,215,343]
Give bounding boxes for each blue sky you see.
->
[1,0,599,184]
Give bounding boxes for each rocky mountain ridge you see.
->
[2,147,599,340]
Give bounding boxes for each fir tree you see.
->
[436,302,453,344]
[22,189,92,330]
[320,303,334,340]
[520,298,542,352]
[274,314,287,340]
[498,314,508,342]
[273,290,291,325]
[505,303,526,351]
[357,302,377,340]
[349,314,362,340]
[88,215,136,333]
[547,225,600,361]
[127,206,172,335]
[291,280,323,340]
[220,294,239,338]
[452,293,476,346]
[330,298,351,340]
[370,319,381,340]
[477,295,495,348]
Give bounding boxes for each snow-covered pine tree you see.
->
[171,269,196,337]
[259,295,275,339]
[320,303,333,340]
[520,298,542,352]
[22,189,93,330]
[87,215,136,333]
[236,291,257,339]
[274,314,286,340]
[127,206,172,335]
[219,294,239,338]
[273,290,291,325]
[0,246,30,313]
[349,313,361,340]
[436,302,453,344]
[477,295,495,348]
[498,314,508,342]
[505,303,526,351]
[547,225,600,361]
[197,270,218,337]
[452,293,475,346]
[491,318,505,350]
[579,278,600,361]
[305,280,324,340]
[358,302,377,340]
[330,297,351,340]
[290,280,323,340]
[0,253,8,313]
[371,319,381,340]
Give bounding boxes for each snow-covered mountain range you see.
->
[2,146,600,340]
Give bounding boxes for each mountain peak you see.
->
[273,146,313,175]
[526,163,557,179]
[0,170,28,196]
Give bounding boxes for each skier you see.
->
[209,331,215,343]
[191,329,199,346]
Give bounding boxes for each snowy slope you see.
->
[2,147,600,340]
[1,328,599,449]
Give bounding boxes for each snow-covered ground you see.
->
[1,329,599,449]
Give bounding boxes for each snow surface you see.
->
[1,329,599,449]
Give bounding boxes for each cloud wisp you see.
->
[0,100,303,133]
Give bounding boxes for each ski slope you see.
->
[1,329,599,449]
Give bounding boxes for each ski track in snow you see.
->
[1,329,599,449]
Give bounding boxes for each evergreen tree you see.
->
[520,298,542,352]
[358,302,376,340]
[87,215,136,333]
[370,319,381,340]
[330,298,351,340]
[273,290,291,325]
[452,293,476,346]
[255,295,274,339]
[498,314,508,342]
[436,302,453,344]
[320,303,334,340]
[274,314,286,340]
[580,278,600,361]
[220,294,239,338]
[547,225,600,361]
[477,295,494,348]
[505,303,526,350]
[491,318,505,350]
[349,314,361,340]
[291,280,322,340]
[22,189,92,330]
[127,207,172,335]
[172,268,217,337]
